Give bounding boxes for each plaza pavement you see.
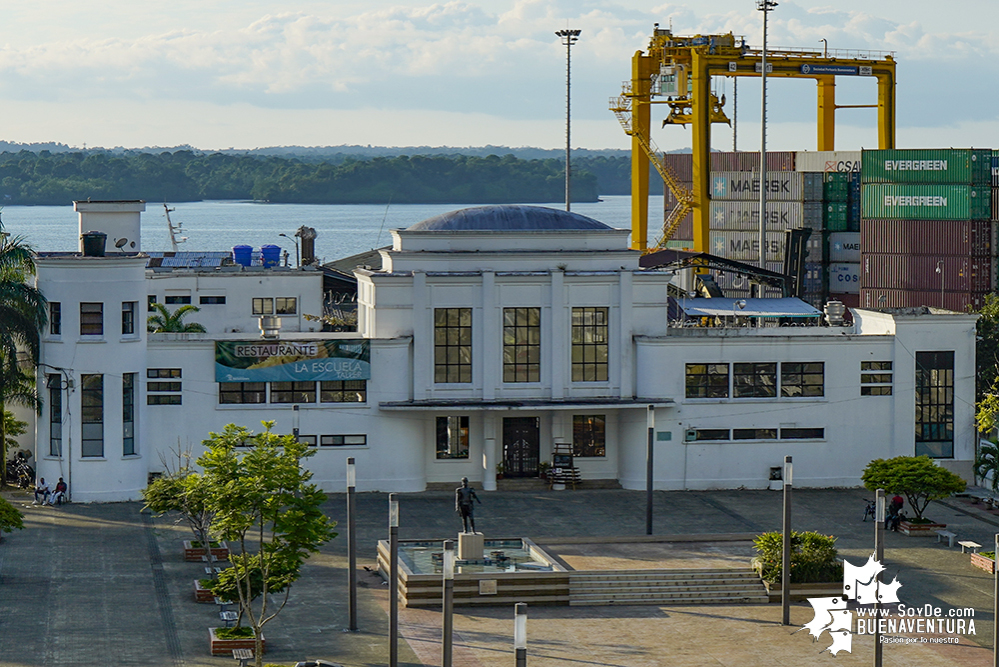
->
[2,484,999,666]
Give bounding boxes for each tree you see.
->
[146,303,206,333]
[976,293,999,404]
[142,447,216,557]
[198,422,336,666]
[0,496,24,538]
[0,227,46,485]
[3,408,28,452]
[862,455,967,521]
[975,441,999,492]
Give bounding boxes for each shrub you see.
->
[752,530,843,584]
[862,455,966,520]
[0,496,25,536]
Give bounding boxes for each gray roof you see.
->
[407,205,611,232]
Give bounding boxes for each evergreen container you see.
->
[862,184,991,220]
[861,148,991,185]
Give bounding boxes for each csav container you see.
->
[862,184,991,220]
[862,254,992,292]
[860,219,992,256]
[709,171,806,201]
[861,148,991,185]
[795,151,862,173]
[860,288,989,312]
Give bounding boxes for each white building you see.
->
[18,203,978,501]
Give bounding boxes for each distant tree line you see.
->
[0,150,655,205]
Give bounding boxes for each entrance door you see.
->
[503,417,540,478]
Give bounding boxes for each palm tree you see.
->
[147,303,207,333]
[0,227,47,485]
[976,442,999,492]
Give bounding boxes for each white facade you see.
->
[22,205,978,501]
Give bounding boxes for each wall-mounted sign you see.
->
[215,340,370,382]
[800,64,859,76]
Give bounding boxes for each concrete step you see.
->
[570,592,769,606]
[572,580,764,593]
[567,567,768,606]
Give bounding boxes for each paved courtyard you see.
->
[2,484,999,666]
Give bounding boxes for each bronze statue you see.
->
[455,477,481,533]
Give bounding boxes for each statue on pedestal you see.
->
[455,477,481,533]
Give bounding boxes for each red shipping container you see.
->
[827,293,860,309]
[658,151,796,182]
[860,219,993,256]
[862,254,992,292]
[860,288,988,312]
[662,154,693,182]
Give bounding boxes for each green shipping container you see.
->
[861,148,991,184]
[823,182,849,201]
[861,184,991,220]
[824,202,849,231]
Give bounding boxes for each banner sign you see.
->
[800,64,858,76]
[215,340,370,382]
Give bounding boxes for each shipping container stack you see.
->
[859,148,993,312]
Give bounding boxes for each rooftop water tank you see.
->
[260,244,281,268]
[81,230,107,257]
[232,245,253,267]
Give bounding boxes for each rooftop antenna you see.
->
[163,203,187,252]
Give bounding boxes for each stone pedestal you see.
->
[458,532,484,560]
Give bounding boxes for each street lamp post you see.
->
[389,493,399,667]
[514,603,528,667]
[347,458,358,632]
[279,232,300,268]
[555,29,581,212]
[936,260,945,308]
[757,0,778,276]
[442,539,455,667]
[646,404,655,535]
[781,455,792,626]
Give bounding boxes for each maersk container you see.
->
[710,171,806,201]
[828,232,861,262]
[708,201,805,231]
[860,288,988,311]
[712,261,783,291]
[828,262,860,294]
[708,230,786,262]
[860,219,993,256]
[861,148,991,184]
[862,254,992,292]
[795,151,862,173]
[862,184,991,220]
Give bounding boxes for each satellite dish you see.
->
[115,237,128,250]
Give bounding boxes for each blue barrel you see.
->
[232,245,253,267]
[260,244,281,268]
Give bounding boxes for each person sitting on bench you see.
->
[50,478,67,505]
[33,478,50,505]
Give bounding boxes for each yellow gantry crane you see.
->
[610,26,897,252]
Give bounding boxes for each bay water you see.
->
[1,196,664,263]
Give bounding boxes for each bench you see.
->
[205,566,224,575]
[232,648,253,667]
[215,597,233,612]
[935,530,957,547]
[219,611,238,628]
[959,540,982,554]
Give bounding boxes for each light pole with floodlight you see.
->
[781,455,792,626]
[757,0,778,276]
[555,29,581,212]
[389,493,399,667]
[514,603,528,667]
[347,457,358,631]
[442,539,455,667]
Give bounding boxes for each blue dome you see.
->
[407,205,611,232]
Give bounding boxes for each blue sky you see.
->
[2,0,996,151]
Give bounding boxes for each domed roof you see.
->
[407,205,611,232]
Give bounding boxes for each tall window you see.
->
[571,307,609,382]
[685,363,729,398]
[219,382,266,404]
[81,374,104,457]
[49,302,61,336]
[780,363,824,397]
[436,416,469,459]
[48,374,62,456]
[270,381,317,403]
[121,302,136,335]
[434,308,472,383]
[503,307,540,383]
[733,363,777,398]
[122,373,135,455]
[573,415,606,457]
[915,351,955,458]
[80,303,104,336]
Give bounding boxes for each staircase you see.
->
[569,568,768,606]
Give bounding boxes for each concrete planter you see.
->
[194,579,216,603]
[762,580,841,602]
[971,552,995,574]
[898,520,946,536]
[184,540,229,562]
[209,627,263,656]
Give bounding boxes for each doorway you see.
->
[503,416,540,478]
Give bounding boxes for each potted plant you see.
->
[538,461,552,481]
[861,455,966,535]
[751,530,843,601]
[971,550,995,574]
[495,461,505,480]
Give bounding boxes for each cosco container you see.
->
[862,254,992,292]
[860,219,992,256]
[861,148,991,185]
[709,171,807,201]
[828,262,860,294]
[828,232,861,262]
[862,184,991,220]
[795,151,862,173]
[860,288,988,311]
[708,201,806,231]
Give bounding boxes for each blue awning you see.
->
[679,297,822,318]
